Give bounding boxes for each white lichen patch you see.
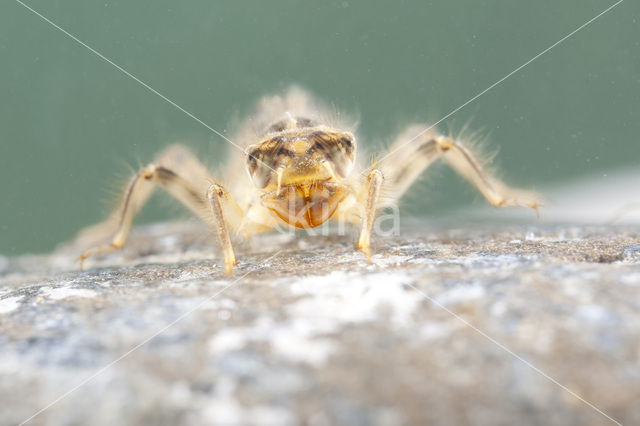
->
[370,254,412,267]
[40,286,98,300]
[209,328,249,353]
[206,268,430,368]
[575,304,617,326]
[620,271,640,286]
[201,397,294,426]
[209,317,336,367]
[453,254,529,269]
[0,296,23,314]
[434,283,485,306]
[419,320,463,341]
[268,319,336,366]
[286,271,423,326]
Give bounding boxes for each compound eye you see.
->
[245,148,259,175]
[332,133,356,178]
[341,134,355,151]
[245,145,273,188]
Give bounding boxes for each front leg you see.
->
[357,168,384,261]
[207,183,237,275]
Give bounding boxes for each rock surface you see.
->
[1,222,639,426]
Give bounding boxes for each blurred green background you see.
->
[1,0,638,255]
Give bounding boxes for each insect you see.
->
[78,87,541,274]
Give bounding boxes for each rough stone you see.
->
[1,222,639,425]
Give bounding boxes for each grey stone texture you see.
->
[1,222,639,425]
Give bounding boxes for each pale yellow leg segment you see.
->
[79,167,157,268]
[382,125,542,211]
[207,184,237,275]
[358,168,384,262]
[436,137,541,210]
[78,145,243,274]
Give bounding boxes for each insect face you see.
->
[244,118,357,229]
[244,128,357,190]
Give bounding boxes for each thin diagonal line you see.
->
[405,281,622,425]
[13,0,276,173]
[18,250,282,426]
[367,0,624,174]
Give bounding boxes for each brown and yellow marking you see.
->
[245,127,356,190]
[261,181,349,228]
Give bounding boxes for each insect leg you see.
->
[207,183,237,275]
[357,168,384,261]
[79,145,245,274]
[79,164,209,266]
[382,125,542,210]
